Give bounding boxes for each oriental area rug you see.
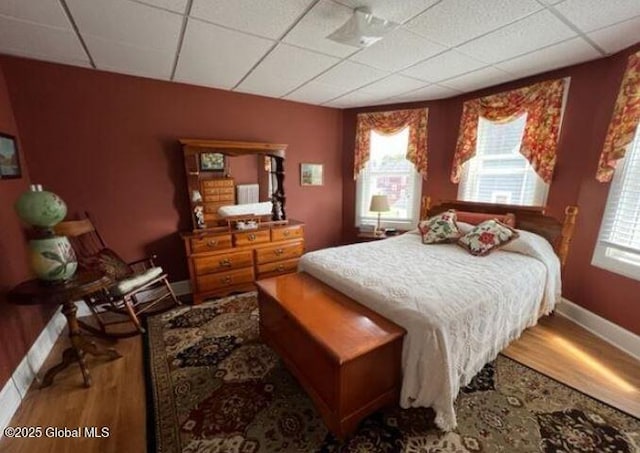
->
[144,292,640,453]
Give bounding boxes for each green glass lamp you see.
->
[15,184,78,282]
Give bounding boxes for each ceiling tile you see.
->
[456,10,576,64]
[537,0,563,4]
[555,0,640,33]
[588,16,640,54]
[282,0,359,58]
[0,15,90,66]
[174,19,273,89]
[402,50,487,82]
[333,0,440,24]
[350,28,446,71]
[496,37,601,77]
[393,84,462,102]
[441,66,514,92]
[190,0,314,39]
[83,35,174,79]
[284,81,350,104]
[66,0,182,53]
[236,44,339,98]
[324,89,390,108]
[131,0,189,14]
[314,61,389,91]
[362,74,427,98]
[405,0,541,47]
[0,0,71,28]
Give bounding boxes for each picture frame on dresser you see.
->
[0,133,21,179]
[199,152,225,172]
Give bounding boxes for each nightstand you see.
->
[356,231,389,241]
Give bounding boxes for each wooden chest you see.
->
[256,272,405,438]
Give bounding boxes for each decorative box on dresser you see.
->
[201,177,235,224]
[181,221,305,304]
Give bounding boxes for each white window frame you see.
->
[457,78,569,207]
[355,128,422,230]
[457,117,551,206]
[592,127,640,282]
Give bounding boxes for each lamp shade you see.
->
[369,195,390,213]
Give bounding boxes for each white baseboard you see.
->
[557,298,640,361]
[0,279,190,438]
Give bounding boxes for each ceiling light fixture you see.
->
[327,7,399,48]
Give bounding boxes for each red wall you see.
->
[0,65,55,388]
[0,56,344,282]
[342,43,640,335]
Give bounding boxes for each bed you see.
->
[298,198,578,431]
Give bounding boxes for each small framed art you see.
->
[200,152,225,172]
[300,163,323,186]
[0,133,21,179]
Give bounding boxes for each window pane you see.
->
[459,113,549,206]
[355,127,422,227]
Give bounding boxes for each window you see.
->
[356,128,422,229]
[592,126,640,281]
[458,114,549,206]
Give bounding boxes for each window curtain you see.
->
[450,78,566,184]
[354,108,428,180]
[596,51,640,183]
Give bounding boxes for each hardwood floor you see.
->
[1,313,638,453]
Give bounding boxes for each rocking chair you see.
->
[55,214,181,338]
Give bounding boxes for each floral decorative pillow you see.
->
[418,210,461,244]
[458,219,519,256]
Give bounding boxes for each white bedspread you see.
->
[298,230,561,431]
[217,201,272,217]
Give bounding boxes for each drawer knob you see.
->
[221,276,232,284]
[248,233,256,241]
[274,248,284,256]
[207,240,218,247]
[219,258,231,267]
[277,265,285,272]
[283,230,291,237]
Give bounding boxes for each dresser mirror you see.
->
[180,139,287,231]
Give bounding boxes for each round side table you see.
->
[7,271,122,388]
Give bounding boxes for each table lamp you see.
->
[15,184,77,282]
[369,194,390,236]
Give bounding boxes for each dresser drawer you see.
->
[202,179,234,188]
[271,225,303,242]
[234,229,270,247]
[202,187,234,196]
[197,267,255,292]
[257,258,299,279]
[194,250,253,275]
[256,241,304,264]
[190,234,232,254]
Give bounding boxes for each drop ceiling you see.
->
[0,0,639,109]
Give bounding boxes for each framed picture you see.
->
[300,163,323,186]
[0,133,21,179]
[200,152,225,172]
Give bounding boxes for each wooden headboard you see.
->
[421,196,579,267]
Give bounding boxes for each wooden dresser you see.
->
[181,221,304,304]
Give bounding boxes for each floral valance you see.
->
[354,108,428,180]
[450,78,566,184]
[596,51,640,182]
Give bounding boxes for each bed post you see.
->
[558,205,579,267]
[420,195,431,221]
